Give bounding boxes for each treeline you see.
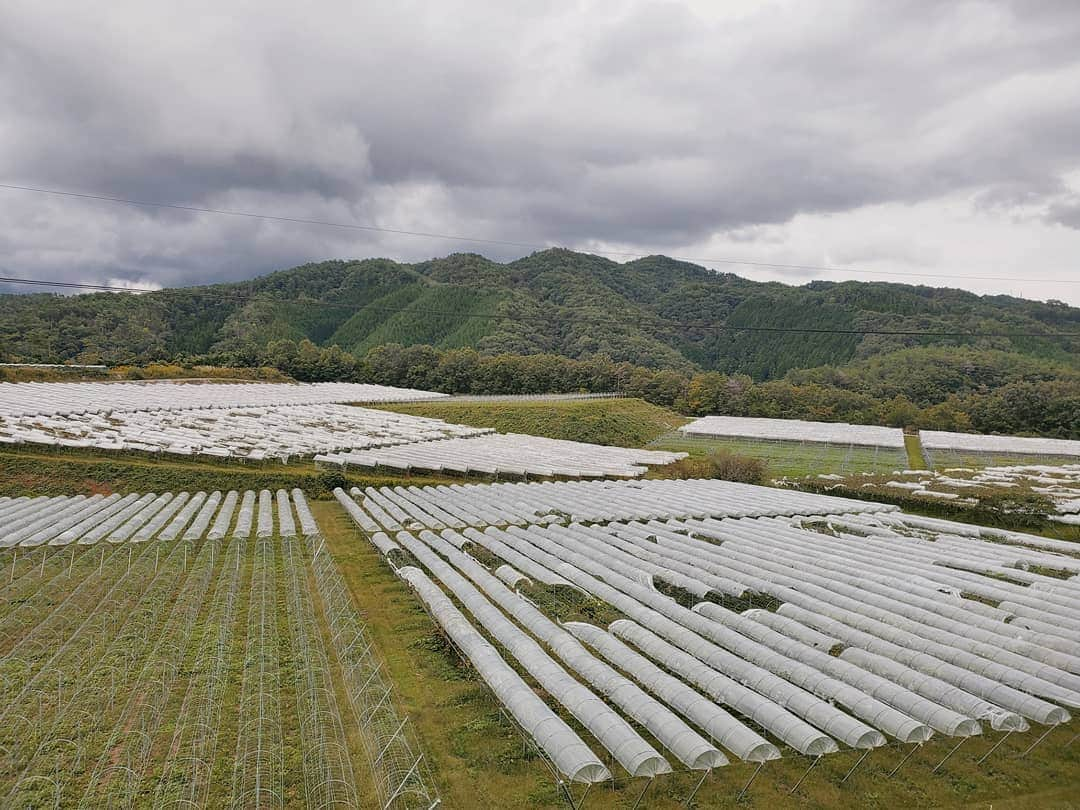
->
[4,250,1078,379]
[173,339,1078,439]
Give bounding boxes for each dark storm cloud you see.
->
[1,0,1079,295]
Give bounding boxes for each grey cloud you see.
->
[1046,195,1080,229]
[0,0,1079,296]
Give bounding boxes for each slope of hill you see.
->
[1,249,1078,379]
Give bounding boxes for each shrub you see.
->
[318,469,348,491]
[662,450,767,484]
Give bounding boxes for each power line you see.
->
[1,181,1076,285]
[1,274,1076,339]
[0,276,155,293]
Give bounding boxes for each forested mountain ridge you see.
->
[2,249,1078,380]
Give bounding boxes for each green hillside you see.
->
[377,397,688,448]
[1,249,1077,380]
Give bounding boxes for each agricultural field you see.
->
[0,383,1077,809]
[650,433,909,478]
[0,490,436,809]
[326,480,1080,809]
[922,447,1080,473]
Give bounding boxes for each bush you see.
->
[318,469,348,491]
[662,450,767,484]
[706,451,768,484]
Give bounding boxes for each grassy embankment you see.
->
[378,398,910,479]
[649,433,909,478]
[375,397,689,448]
[0,443,457,498]
[314,500,1080,810]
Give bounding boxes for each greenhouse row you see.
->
[343,477,898,530]
[0,403,489,462]
[337,482,1079,786]
[316,433,686,478]
[920,430,1080,457]
[678,416,906,448]
[0,488,320,546]
[0,380,446,417]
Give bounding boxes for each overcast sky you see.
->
[2,0,1079,303]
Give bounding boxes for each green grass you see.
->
[905,433,929,469]
[0,444,459,498]
[317,500,1080,810]
[0,532,386,807]
[923,447,1080,472]
[649,433,909,478]
[377,397,688,448]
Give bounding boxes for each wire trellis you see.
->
[0,540,163,774]
[230,535,285,809]
[154,537,245,808]
[309,532,440,810]
[78,538,219,808]
[3,538,196,805]
[281,536,359,809]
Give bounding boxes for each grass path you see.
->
[905,433,929,470]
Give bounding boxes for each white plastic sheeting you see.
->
[397,566,609,784]
[3,495,109,547]
[457,528,574,590]
[318,433,685,479]
[680,523,1080,702]
[207,491,239,540]
[566,622,780,763]
[160,492,207,542]
[291,489,320,538]
[0,380,447,416]
[256,490,274,539]
[477,526,867,751]
[335,488,383,534]
[336,476,1079,766]
[679,416,905,448]
[742,609,838,652]
[108,492,173,542]
[392,530,671,777]
[361,478,896,529]
[0,486,307,546]
[233,490,256,539]
[610,620,838,756]
[920,430,1080,457]
[0,385,469,461]
[693,602,974,738]
[649,522,1077,722]
[133,492,190,542]
[720,516,1080,660]
[184,491,223,541]
[53,494,141,545]
[778,605,1064,728]
[275,489,296,538]
[79,494,157,544]
[406,529,722,771]
[494,564,532,590]
[511,524,918,744]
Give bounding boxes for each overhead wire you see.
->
[1,182,1077,285]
